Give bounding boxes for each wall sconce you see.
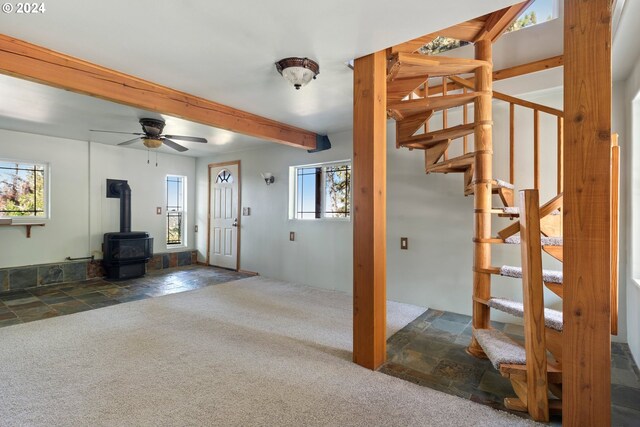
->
[261,172,275,185]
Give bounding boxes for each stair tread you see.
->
[474,328,526,369]
[500,265,563,284]
[504,234,564,246]
[496,206,561,216]
[465,179,514,196]
[488,297,563,332]
[494,179,514,190]
[388,93,478,120]
[400,123,475,149]
[426,152,475,173]
[388,53,489,80]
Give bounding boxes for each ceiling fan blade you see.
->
[162,138,188,152]
[118,137,141,146]
[90,130,145,136]
[162,135,208,143]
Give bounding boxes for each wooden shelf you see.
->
[0,222,45,238]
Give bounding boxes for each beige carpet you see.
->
[0,276,537,426]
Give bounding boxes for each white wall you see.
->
[88,143,196,257]
[624,56,640,365]
[0,128,196,269]
[195,137,353,292]
[0,129,89,267]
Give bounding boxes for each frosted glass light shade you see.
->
[142,137,163,149]
[275,57,320,90]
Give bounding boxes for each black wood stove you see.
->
[102,179,153,280]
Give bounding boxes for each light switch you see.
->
[194,225,198,233]
[156,207,162,215]
[243,207,251,216]
[401,237,408,250]
[290,232,295,241]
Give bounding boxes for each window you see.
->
[506,0,558,33]
[290,161,351,220]
[0,160,48,218]
[215,169,234,184]
[166,175,186,246]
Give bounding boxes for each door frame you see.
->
[206,160,241,270]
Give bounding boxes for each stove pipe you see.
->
[119,182,131,233]
[106,179,132,233]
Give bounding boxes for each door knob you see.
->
[232,218,238,227]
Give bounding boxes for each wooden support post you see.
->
[468,39,493,358]
[563,0,612,425]
[520,189,549,422]
[353,51,387,370]
[534,109,540,190]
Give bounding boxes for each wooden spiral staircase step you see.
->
[398,122,475,149]
[388,53,490,80]
[388,92,478,120]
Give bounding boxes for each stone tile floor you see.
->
[381,308,640,426]
[0,265,251,327]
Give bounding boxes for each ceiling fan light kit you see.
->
[142,137,163,149]
[275,57,319,90]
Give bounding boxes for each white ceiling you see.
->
[0,0,520,155]
[1,0,634,157]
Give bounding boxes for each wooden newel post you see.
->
[468,39,493,358]
[353,51,387,370]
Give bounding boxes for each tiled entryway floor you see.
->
[0,265,251,327]
[381,308,640,426]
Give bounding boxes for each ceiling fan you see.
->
[91,118,208,152]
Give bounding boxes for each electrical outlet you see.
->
[289,232,295,241]
[156,207,162,215]
[400,237,408,250]
[243,207,251,216]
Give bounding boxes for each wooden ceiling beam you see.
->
[0,34,318,150]
[475,1,536,43]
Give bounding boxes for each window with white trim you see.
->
[166,175,186,246]
[290,161,351,220]
[0,159,49,219]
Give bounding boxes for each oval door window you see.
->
[215,169,234,184]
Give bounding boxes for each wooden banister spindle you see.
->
[611,134,619,335]
[557,116,564,194]
[442,77,448,161]
[463,87,469,154]
[533,109,540,190]
[509,103,515,186]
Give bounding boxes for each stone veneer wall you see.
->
[0,250,198,293]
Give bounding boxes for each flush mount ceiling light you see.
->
[275,57,320,90]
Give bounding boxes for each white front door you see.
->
[209,163,239,269]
